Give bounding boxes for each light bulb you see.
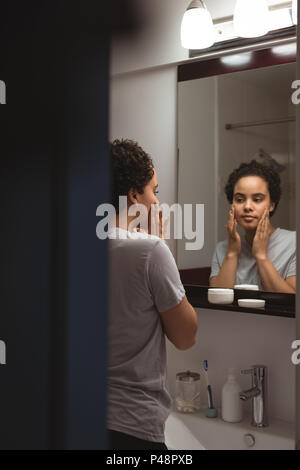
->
[292,0,298,25]
[233,0,270,38]
[181,0,215,50]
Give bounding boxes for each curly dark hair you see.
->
[111,139,154,213]
[224,160,281,217]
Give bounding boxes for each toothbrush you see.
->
[203,360,214,409]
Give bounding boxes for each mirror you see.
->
[177,47,296,293]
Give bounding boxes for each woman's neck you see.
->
[114,213,137,231]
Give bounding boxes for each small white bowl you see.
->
[208,288,233,293]
[238,299,265,309]
[234,284,259,291]
[208,288,234,305]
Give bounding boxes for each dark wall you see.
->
[0,0,137,449]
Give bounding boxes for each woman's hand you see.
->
[132,206,168,239]
[252,208,271,260]
[226,205,241,257]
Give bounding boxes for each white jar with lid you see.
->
[221,368,243,423]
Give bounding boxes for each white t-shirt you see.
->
[107,228,185,442]
[210,228,296,290]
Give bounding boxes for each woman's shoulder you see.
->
[274,228,296,239]
[272,228,296,248]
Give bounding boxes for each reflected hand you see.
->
[226,205,241,257]
[252,208,270,260]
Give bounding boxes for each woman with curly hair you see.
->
[209,160,296,293]
[107,139,198,450]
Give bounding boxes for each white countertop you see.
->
[165,407,295,450]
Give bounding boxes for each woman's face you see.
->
[232,176,275,230]
[133,168,159,212]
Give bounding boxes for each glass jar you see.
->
[175,370,201,413]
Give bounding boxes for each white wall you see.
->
[166,308,295,423]
[109,66,178,254]
[110,0,190,76]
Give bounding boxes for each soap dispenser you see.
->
[221,368,243,423]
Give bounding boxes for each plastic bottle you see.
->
[221,368,243,423]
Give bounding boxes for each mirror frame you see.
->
[178,42,296,82]
[177,39,296,317]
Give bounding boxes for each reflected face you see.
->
[134,168,159,212]
[232,176,275,230]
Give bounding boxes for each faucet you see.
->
[240,365,268,427]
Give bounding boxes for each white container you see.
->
[238,298,265,309]
[208,288,234,305]
[221,368,243,423]
[175,371,201,413]
[234,284,259,291]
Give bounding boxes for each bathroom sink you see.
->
[165,409,295,450]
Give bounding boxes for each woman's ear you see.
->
[128,188,137,205]
[269,202,275,213]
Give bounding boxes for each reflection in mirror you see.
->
[177,60,296,293]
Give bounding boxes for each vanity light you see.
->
[233,0,270,38]
[270,7,293,30]
[272,43,297,57]
[220,52,252,67]
[181,0,215,49]
[292,0,298,25]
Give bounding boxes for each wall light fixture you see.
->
[292,0,298,24]
[233,0,270,38]
[181,0,215,49]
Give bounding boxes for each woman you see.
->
[209,160,296,293]
[107,139,198,450]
